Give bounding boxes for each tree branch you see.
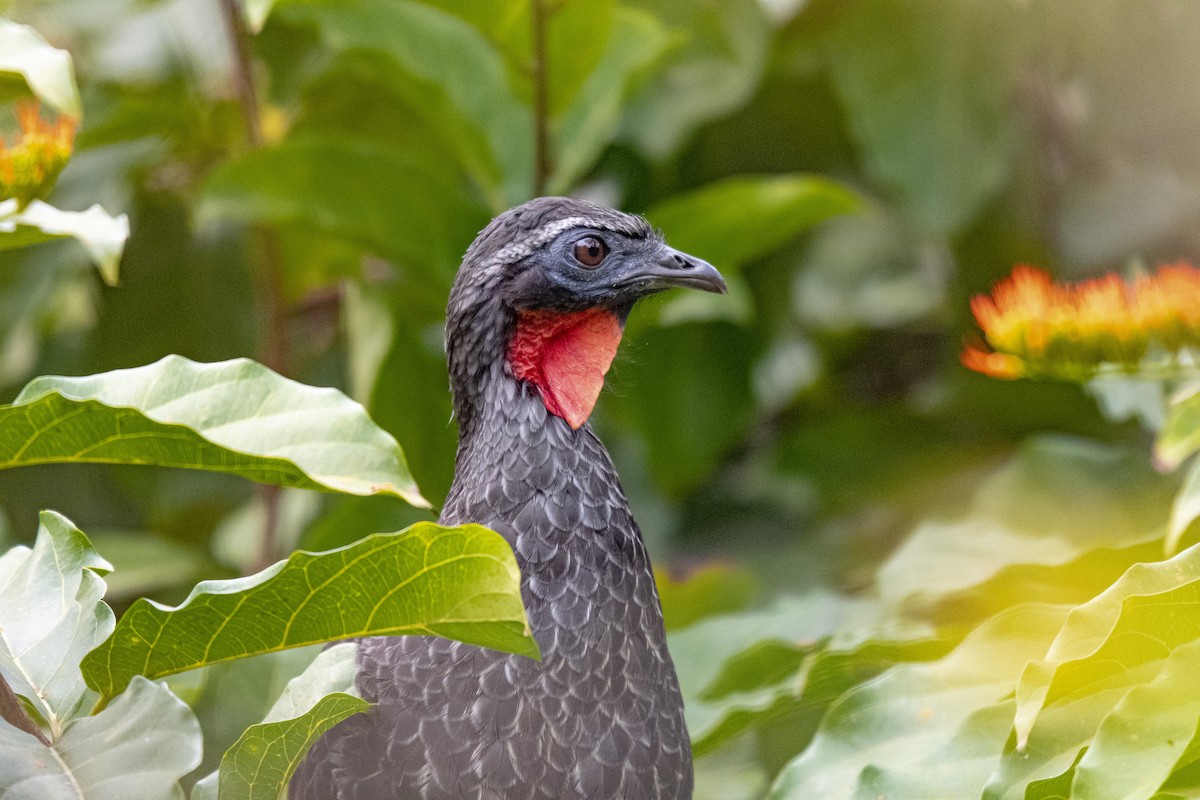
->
[531,0,551,196]
[217,0,289,572]
[0,673,50,746]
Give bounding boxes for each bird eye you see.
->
[572,236,608,268]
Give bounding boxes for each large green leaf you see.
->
[0,676,201,800]
[0,199,128,286]
[0,355,427,506]
[0,510,112,738]
[82,523,535,700]
[0,18,81,117]
[821,0,1019,234]
[767,604,1069,800]
[199,135,485,283]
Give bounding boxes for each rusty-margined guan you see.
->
[292,197,726,799]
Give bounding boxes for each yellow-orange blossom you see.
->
[0,99,76,209]
[963,263,1200,379]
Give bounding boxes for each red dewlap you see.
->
[508,308,624,429]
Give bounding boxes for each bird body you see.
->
[293,198,724,800]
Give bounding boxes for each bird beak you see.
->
[619,245,728,295]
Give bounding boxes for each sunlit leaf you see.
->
[0,676,200,800]
[0,19,81,118]
[1167,457,1200,555]
[768,604,1069,800]
[0,199,128,285]
[1158,384,1200,471]
[0,510,112,738]
[0,355,427,506]
[81,522,535,700]
[1013,543,1200,750]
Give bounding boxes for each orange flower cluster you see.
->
[0,99,76,210]
[963,263,1200,380]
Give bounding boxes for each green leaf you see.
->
[0,355,427,506]
[0,676,201,800]
[0,510,113,738]
[192,642,360,800]
[0,18,81,117]
[646,175,860,274]
[767,604,1070,800]
[821,0,1019,234]
[1013,543,1200,750]
[620,0,770,157]
[278,0,533,203]
[1157,384,1200,470]
[548,7,671,194]
[876,437,1173,620]
[244,0,277,33]
[1069,639,1200,800]
[0,199,128,285]
[199,135,486,283]
[81,522,535,700]
[1167,458,1200,555]
[220,693,367,799]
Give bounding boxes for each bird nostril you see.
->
[672,254,690,269]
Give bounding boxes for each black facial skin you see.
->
[502,228,726,315]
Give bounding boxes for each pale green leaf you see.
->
[0,355,427,506]
[81,523,535,699]
[1013,544,1200,750]
[767,604,1069,800]
[1167,458,1200,555]
[0,19,81,118]
[243,0,276,33]
[1158,385,1200,470]
[1071,639,1200,800]
[0,510,113,738]
[0,199,128,285]
[0,676,200,800]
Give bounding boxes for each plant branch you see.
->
[531,0,551,196]
[0,673,50,746]
[217,0,289,572]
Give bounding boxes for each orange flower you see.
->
[0,99,76,209]
[964,263,1200,380]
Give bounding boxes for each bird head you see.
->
[447,197,726,433]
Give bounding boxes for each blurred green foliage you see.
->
[6,0,1200,797]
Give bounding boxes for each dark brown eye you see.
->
[572,236,608,268]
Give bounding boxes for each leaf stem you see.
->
[531,0,551,196]
[216,0,289,571]
[0,672,51,746]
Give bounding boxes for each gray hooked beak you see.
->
[619,245,727,296]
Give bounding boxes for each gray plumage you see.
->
[292,198,724,800]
